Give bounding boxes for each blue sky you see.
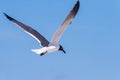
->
[0,0,120,80]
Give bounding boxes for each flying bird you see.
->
[4,1,80,56]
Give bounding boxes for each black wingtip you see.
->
[77,0,80,3]
[71,0,80,17]
[76,0,80,7]
[3,12,14,21]
[77,1,80,9]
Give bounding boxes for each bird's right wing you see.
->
[50,1,80,44]
[4,13,49,47]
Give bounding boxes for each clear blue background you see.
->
[0,0,120,80]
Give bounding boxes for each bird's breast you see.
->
[47,46,59,53]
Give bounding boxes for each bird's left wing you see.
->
[4,13,49,47]
[50,1,80,44]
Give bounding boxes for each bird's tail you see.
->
[32,49,41,55]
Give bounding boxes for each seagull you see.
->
[4,1,80,56]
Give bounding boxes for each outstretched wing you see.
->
[50,1,80,44]
[4,13,49,47]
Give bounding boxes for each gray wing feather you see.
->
[4,13,49,47]
[51,1,80,43]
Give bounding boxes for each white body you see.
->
[32,44,59,55]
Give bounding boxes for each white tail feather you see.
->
[32,49,42,55]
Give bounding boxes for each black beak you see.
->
[62,49,66,54]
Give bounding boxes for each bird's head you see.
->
[59,45,66,54]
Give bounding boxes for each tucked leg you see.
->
[40,51,47,56]
[40,53,45,56]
